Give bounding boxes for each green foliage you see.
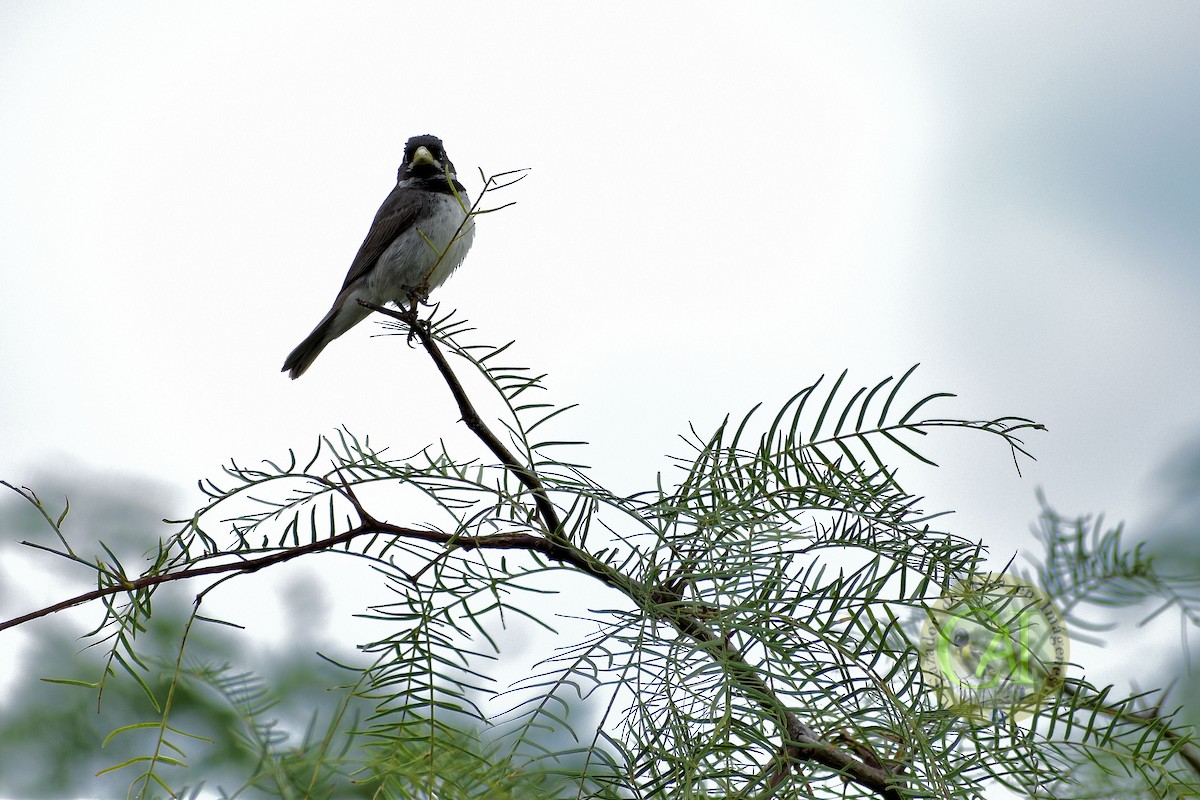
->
[2,312,1199,799]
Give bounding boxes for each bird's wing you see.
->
[338,185,422,292]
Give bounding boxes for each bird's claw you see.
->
[400,288,432,345]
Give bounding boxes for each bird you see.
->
[282,134,475,379]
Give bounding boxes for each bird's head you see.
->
[398,134,457,183]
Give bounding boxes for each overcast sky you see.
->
[2,0,1199,710]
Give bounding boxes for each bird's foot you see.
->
[402,286,433,312]
[400,288,431,345]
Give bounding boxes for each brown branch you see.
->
[0,522,549,634]
[665,602,904,799]
[359,300,563,538]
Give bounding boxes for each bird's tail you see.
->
[281,293,369,379]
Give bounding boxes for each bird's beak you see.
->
[411,146,439,168]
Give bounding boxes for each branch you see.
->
[0,522,547,634]
[359,300,563,536]
[663,595,905,799]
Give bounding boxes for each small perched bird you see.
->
[282,134,475,379]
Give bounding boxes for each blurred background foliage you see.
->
[0,476,601,798]
[0,475,356,796]
[1145,434,1200,731]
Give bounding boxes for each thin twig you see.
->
[358,299,563,537]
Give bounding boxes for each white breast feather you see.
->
[368,192,475,302]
